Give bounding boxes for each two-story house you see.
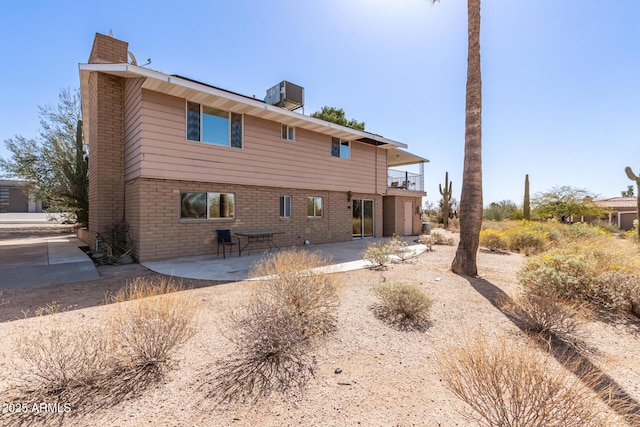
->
[79,33,428,262]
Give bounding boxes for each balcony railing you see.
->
[388,169,423,191]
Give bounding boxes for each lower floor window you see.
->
[307,197,323,218]
[280,195,291,218]
[181,192,235,219]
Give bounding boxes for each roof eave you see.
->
[78,63,408,149]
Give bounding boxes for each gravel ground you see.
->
[1,230,639,426]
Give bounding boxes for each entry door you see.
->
[353,199,374,238]
[404,202,413,235]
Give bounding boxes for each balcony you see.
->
[388,169,423,192]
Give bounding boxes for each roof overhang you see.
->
[79,63,409,149]
[387,148,430,167]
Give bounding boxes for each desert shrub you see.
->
[371,282,432,331]
[386,234,412,261]
[483,200,520,221]
[561,222,609,240]
[1,277,198,426]
[448,217,460,232]
[438,334,626,427]
[518,249,596,301]
[9,327,111,402]
[0,290,6,307]
[430,231,455,246]
[362,240,392,268]
[504,221,555,255]
[622,227,639,241]
[249,247,331,278]
[591,219,620,234]
[481,220,511,232]
[418,233,434,251]
[213,299,317,401]
[479,229,508,251]
[212,249,340,401]
[108,277,199,370]
[500,294,586,351]
[251,250,340,337]
[591,271,640,317]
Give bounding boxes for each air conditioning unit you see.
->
[265,81,304,111]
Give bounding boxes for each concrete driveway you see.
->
[0,213,99,290]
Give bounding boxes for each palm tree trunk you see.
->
[451,0,482,276]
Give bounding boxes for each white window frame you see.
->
[307,196,323,218]
[280,195,292,218]
[281,124,295,141]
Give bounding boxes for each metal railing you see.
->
[387,169,423,191]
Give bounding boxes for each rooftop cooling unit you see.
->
[265,81,304,111]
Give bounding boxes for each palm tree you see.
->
[430,0,483,276]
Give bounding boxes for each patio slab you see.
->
[143,237,427,281]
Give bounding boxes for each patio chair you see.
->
[216,229,240,258]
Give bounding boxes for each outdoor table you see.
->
[235,230,284,255]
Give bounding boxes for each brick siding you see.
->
[126,177,383,262]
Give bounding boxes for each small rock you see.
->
[91,252,105,260]
[119,254,133,265]
[334,367,342,374]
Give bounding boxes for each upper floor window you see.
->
[187,101,242,148]
[281,124,295,141]
[331,137,349,159]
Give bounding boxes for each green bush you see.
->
[483,200,520,221]
[518,250,596,301]
[371,282,432,331]
[561,222,609,240]
[479,229,508,251]
[591,219,620,234]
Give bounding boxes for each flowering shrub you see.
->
[479,229,508,251]
[504,221,554,255]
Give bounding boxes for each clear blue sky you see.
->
[1,0,638,206]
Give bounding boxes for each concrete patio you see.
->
[143,237,427,282]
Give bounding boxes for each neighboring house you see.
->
[79,33,428,262]
[597,197,638,230]
[0,180,42,213]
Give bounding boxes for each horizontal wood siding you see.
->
[137,90,388,193]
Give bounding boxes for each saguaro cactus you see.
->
[439,172,453,229]
[523,174,531,220]
[625,167,640,238]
